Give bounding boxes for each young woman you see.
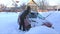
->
[18,6,31,31]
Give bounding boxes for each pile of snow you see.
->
[25,26,59,34]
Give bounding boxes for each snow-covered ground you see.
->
[39,11,60,32]
[0,11,60,34]
[25,26,59,34]
[0,12,25,34]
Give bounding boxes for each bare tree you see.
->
[11,0,20,12]
[12,0,19,7]
[32,0,48,12]
[20,3,26,10]
[0,4,6,9]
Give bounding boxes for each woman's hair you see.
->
[27,6,31,10]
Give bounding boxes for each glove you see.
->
[42,17,45,20]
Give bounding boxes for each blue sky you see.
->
[0,0,60,7]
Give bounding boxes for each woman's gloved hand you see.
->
[42,17,45,20]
